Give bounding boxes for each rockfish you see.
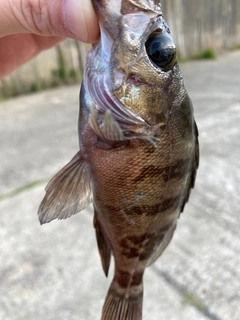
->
[38,0,199,319]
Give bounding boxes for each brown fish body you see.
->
[79,89,196,320]
[38,0,199,319]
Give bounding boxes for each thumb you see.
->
[0,0,99,43]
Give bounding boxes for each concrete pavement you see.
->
[0,51,240,320]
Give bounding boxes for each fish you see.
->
[38,0,199,319]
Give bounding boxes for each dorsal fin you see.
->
[38,152,92,224]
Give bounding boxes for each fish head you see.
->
[86,0,188,127]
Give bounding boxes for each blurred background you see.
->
[0,1,240,320]
[1,0,240,99]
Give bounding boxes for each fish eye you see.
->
[145,32,176,71]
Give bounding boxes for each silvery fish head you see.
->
[83,0,189,128]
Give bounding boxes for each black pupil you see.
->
[146,33,176,69]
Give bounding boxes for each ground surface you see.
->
[0,51,240,320]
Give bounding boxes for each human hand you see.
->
[0,0,99,80]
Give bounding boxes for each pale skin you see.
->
[0,0,100,80]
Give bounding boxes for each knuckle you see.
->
[12,0,53,34]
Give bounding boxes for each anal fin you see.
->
[94,212,111,277]
[38,152,92,224]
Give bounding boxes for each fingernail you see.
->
[63,0,88,42]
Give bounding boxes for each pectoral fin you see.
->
[89,105,125,142]
[38,152,92,224]
[90,105,159,148]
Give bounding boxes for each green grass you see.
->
[30,82,43,93]
[0,68,82,100]
[230,44,240,51]
[191,49,217,60]
[182,290,206,310]
[178,48,217,62]
[0,180,46,202]
[51,67,80,85]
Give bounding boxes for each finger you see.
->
[0,0,99,43]
[0,34,63,80]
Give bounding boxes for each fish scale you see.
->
[38,1,199,319]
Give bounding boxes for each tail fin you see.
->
[101,280,143,320]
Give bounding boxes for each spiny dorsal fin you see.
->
[38,152,92,224]
[180,120,199,213]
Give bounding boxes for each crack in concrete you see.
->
[151,265,222,320]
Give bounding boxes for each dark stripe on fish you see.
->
[146,195,181,216]
[117,195,181,216]
[115,270,143,288]
[134,158,191,184]
[120,232,167,260]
